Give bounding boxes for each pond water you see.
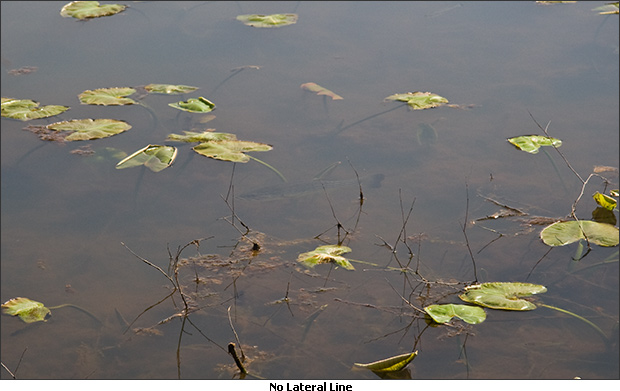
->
[1,1,618,380]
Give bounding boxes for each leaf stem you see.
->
[540,303,607,342]
[247,155,287,182]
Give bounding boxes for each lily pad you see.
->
[592,2,619,14]
[167,130,237,143]
[79,87,137,106]
[116,144,177,172]
[47,118,131,141]
[168,97,215,113]
[60,1,126,19]
[593,192,617,211]
[383,91,449,110]
[1,97,69,121]
[300,82,343,100]
[354,351,418,373]
[192,139,272,163]
[540,220,619,247]
[236,13,298,28]
[297,245,356,270]
[424,304,486,324]
[2,297,51,323]
[459,282,547,311]
[507,135,562,154]
[144,84,199,95]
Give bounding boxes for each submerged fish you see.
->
[239,173,384,201]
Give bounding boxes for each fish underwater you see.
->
[239,173,385,201]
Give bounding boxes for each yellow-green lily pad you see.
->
[144,84,199,95]
[236,13,298,28]
[167,130,237,143]
[297,244,356,270]
[593,192,617,211]
[459,282,547,311]
[507,135,562,154]
[1,97,69,121]
[383,91,449,110]
[354,351,418,373]
[60,1,126,19]
[540,220,619,247]
[79,87,137,106]
[47,118,131,141]
[424,304,486,324]
[116,144,177,172]
[192,139,272,163]
[168,97,215,113]
[2,297,51,323]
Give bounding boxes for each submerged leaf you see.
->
[2,297,51,323]
[1,97,69,121]
[79,87,137,106]
[383,91,448,110]
[236,13,298,28]
[424,304,486,324]
[116,144,177,172]
[507,135,562,154]
[47,118,131,141]
[300,82,343,100]
[459,282,547,311]
[144,84,199,95]
[167,130,237,143]
[192,139,272,163]
[168,97,215,113]
[593,192,617,211]
[354,351,418,373]
[60,1,126,19]
[540,220,619,247]
[297,245,356,270]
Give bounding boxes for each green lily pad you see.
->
[236,13,298,28]
[593,191,617,211]
[540,220,619,247]
[116,144,177,172]
[424,304,486,324]
[2,297,51,323]
[592,2,619,14]
[144,84,199,95]
[78,87,137,106]
[1,97,69,121]
[300,82,343,100]
[297,245,356,270]
[192,139,272,163]
[354,351,418,373]
[459,282,547,311]
[47,118,131,141]
[60,1,126,19]
[507,135,562,154]
[168,97,215,113]
[383,91,449,110]
[167,130,237,143]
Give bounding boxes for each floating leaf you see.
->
[300,82,343,100]
[354,351,418,373]
[459,282,547,311]
[192,139,272,163]
[79,87,137,106]
[47,118,131,141]
[236,13,298,28]
[592,2,619,14]
[2,297,51,323]
[60,1,126,19]
[168,97,215,113]
[144,84,199,95]
[166,130,237,143]
[1,97,69,121]
[540,220,619,247]
[507,135,562,154]
[593,192,617,211]
[383,91,449,110]
[116,144,177,172]
[297,245,356,270]
[424,304,486,324]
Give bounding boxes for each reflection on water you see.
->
[1,1,618,380]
